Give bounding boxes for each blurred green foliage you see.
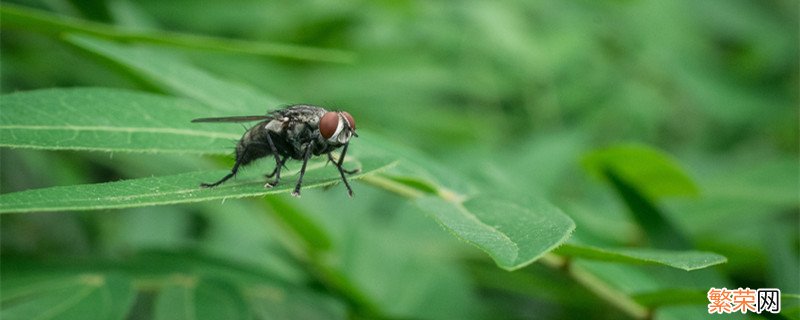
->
[1,0,798,319]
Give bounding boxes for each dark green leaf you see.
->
[1,273,134,320]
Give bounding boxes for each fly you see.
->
[192,104,359,197]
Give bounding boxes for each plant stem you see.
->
[540,253,651,319]
[360,174,426,199]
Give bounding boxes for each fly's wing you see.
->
[191,115,271,123]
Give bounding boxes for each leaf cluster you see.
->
[1,1,798,319]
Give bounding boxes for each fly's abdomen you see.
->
[235,126,272,166]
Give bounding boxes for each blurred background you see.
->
[1,0,798,319]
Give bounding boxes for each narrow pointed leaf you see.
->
[0,154,396,213]
[556,243,727,271]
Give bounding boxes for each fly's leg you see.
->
[292,142,314,197]
[327,153,354,198]
[265,157,288,179]
[327,142,360,175]
[264,133,284,188]
[326,142,357,197]
[201,150,245,188]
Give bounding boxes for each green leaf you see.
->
[556,243,727,271]
[64,34,279,113]
[1,273,134,320]
[605,168,692,249]
[582,144,699,200]
[0,4,355,63]
[582,144,695,249]
[0,153,396,213]
[154,277,248,320]
[265,196,333,252]
[0,88,239,154]
[416,195,575,270]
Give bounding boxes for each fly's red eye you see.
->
[342,112,355,130]
[319,112,339,139]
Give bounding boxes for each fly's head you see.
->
[319,111,357,145]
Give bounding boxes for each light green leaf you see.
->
[416,195,575,270]
[64,34,279,113]
[0,88,239,154]
[582,144,699,200]
[0,273,134,320]
[556,243,727,271]
[0,153,396,213]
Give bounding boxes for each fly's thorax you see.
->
[264,118,285,132]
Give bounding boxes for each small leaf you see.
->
[604,169,692,249]
[0,154,396,213]
[556,243,727,271]
[582,144,699,200]
[417,195,575,270]
[582,144,695,249]
[1,273,134,320]
[0,88,239,154]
